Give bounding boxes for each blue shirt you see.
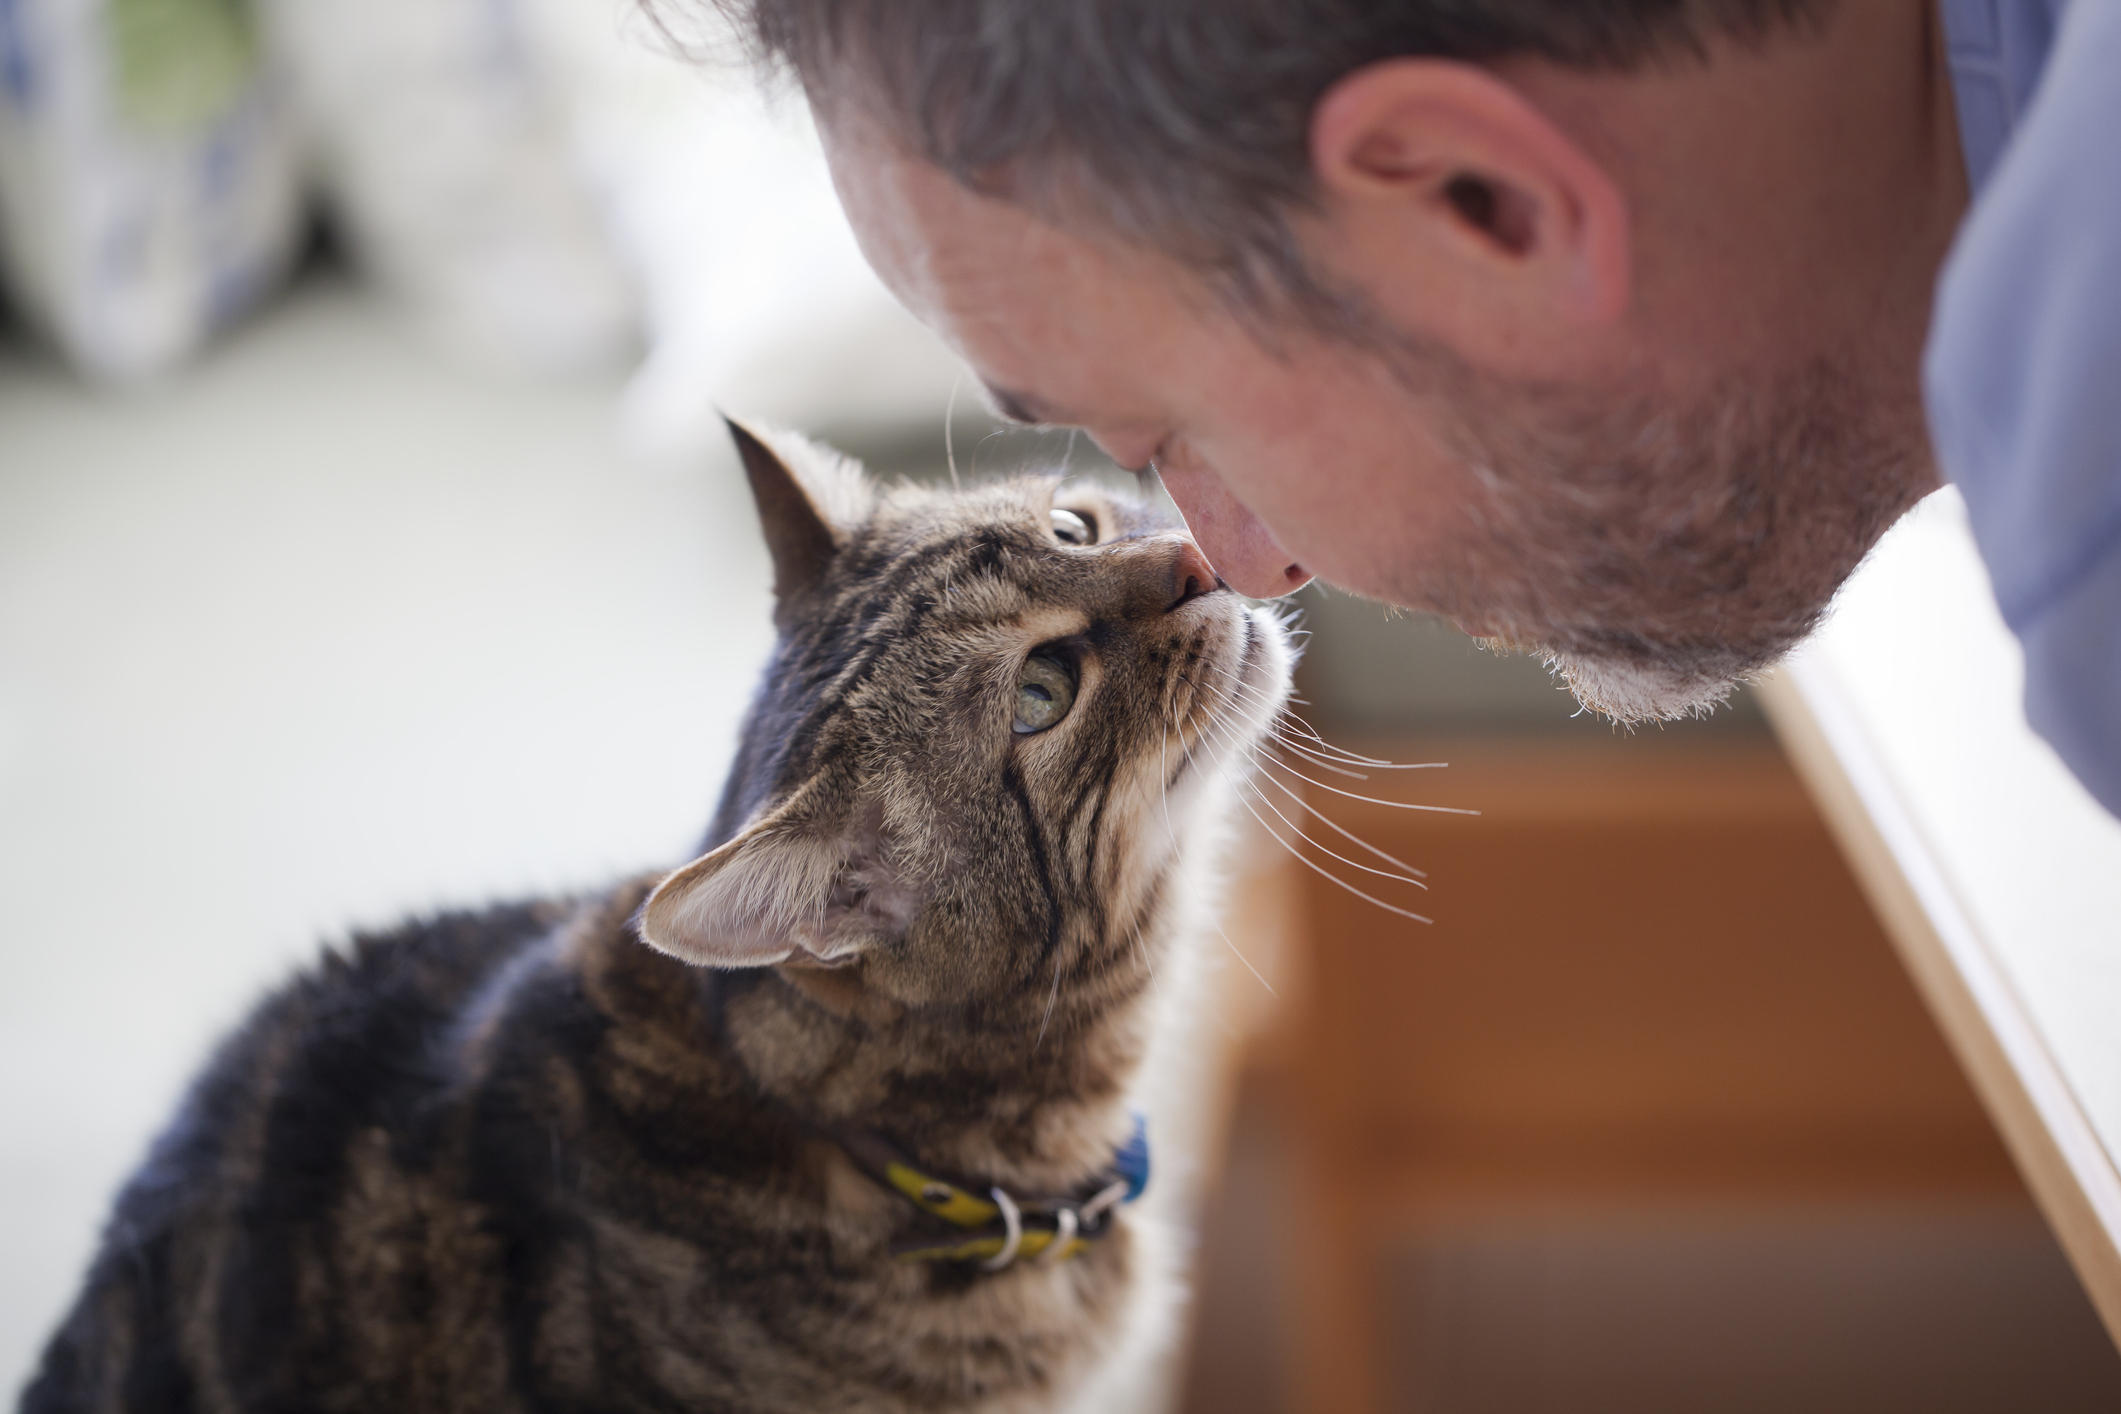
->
[1928,0,2121,818]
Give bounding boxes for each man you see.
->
[707,0,2117,815]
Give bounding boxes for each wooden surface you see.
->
[1758,489,2121,1350]
[1264,735,2029,1414]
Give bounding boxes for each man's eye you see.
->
[1051,508,1096,545]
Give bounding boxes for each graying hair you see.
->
[691,0,1835,321]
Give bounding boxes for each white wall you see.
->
[0,275,780,1392]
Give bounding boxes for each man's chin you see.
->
[1416,350,1934,729]
[1539,645,1766,726]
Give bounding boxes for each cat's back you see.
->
[20,898,567,1414]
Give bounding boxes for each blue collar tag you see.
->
[1113,1110,1151,1203]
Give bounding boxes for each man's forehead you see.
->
[823,116,1028,282]
[818,103,1238,441]
[858,176,1093,330]
[824,125,1128,366]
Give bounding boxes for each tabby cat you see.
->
[22,420,1291,1414]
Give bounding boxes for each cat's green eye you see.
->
[1013,654,1077,734]
[1050,508,1095,546]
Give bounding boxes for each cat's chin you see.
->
[1218,606,1295,740]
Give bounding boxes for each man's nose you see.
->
[1156,465,1312,599]
[1168,538,1222,611]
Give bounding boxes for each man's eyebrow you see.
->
[981,382,1064,426]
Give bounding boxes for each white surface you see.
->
[0,275,778,1392]
[1787,489,2121,1181]
[261,0,639,374]
[0,0,304,377]
[519,1,973,458]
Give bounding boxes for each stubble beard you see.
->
[1401,356,1934,724]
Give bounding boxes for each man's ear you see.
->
[723,417,875,619]
[640,792,915,969]
[1306,59,1630,344]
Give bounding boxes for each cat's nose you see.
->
[1167,538,1223,612]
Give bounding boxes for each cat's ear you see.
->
[724,416,872,611]
[640,792,914,969]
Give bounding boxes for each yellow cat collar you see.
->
[882,1160,1000,1228]
[895,1229,1091,1265]
[829,1120,1148,1271]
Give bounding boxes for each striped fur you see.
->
[20,425,1291,1414]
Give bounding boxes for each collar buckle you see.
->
[835,1113,1151,1271]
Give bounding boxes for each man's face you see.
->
[819,112,1929,721]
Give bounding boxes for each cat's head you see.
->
[639,421,1290,1019]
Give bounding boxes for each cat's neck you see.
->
[562,876,1168,1195]
[712,957,1156,1195]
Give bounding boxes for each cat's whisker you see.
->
[1185,692,1271,783]
[1158,717,1183,852]
[1167,676,1260,781]
[1153,682,1298,1004]
[1248,755,1430,880]
[942,373,964,492]
[1267,737,1372,779]
[1255,751,1481,815]
[1156,702,1267,1005]
[1183,651,1288,713]
[1233,776,1428,889]
[1153,720,1348,983]
[1177,652,1312,718]
[1205,909,1278,998]
[1274,737,1449,772]
[1220,778,1434,924]
[1262,713,1407,768]
[1184,656,1441,775]
[1035,943,1065,1050]
[1257,705,1402,767]
[1126,912,1161,1003]
[1180,661,1297,775]
[1187,668,1442,913]
[1180,664,1386,810]
[975,427,1014,476]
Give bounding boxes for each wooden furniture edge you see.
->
[1757,664,2121,1348]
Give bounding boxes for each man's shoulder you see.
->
[1937,0,2070,194]
[1928,0,2121,818]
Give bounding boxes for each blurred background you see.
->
[3,1,2119,1409]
